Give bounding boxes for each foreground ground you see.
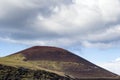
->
[0,64,120,80]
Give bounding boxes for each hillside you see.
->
[0,46,119,80]
[0,64,73,80]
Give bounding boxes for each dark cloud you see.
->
[0,0,120,48]
[0,0,73,39]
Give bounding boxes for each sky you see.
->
[0,0,120,75]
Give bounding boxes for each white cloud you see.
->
[83,25,120,43]
[115,58,120,62]
[0,0,120,48]
[38,0,102,35]
[99,0,120,22]
[98,58,120,75]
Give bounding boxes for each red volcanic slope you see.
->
[16,46,86,63]
[13,46,118,78]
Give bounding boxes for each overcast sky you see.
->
[0,0,120,75]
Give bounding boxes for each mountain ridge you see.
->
[0,46,119,80]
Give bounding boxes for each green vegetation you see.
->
[0,54,64,75]
[0,64,119,80]
[0,54,75,79]
[0,64,73,80]
[0,54,42,71]
[0,53,80,76]
[0,53,119,80]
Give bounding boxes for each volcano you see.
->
[0,46,119,80]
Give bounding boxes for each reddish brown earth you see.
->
[16,46,82,62]
[13,46,119,79]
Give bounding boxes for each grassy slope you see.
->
[0,53,74,77]
[0,54,119,80]
[0,54,37,69]
[0,64,72,80]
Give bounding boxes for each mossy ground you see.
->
[0,53,76,76]
[0,64,72,80]
[0,53,74,80]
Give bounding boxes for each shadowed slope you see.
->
[0,46,119,79]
